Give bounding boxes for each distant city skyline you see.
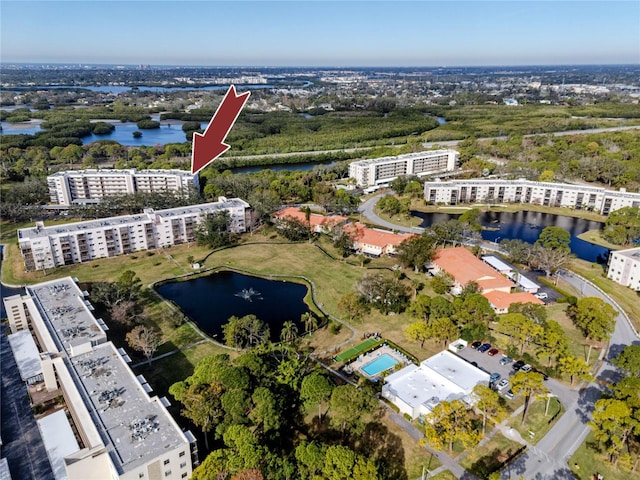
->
[1,1,638,67]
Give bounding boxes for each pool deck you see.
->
[344,345,411,379]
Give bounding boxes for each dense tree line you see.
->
[168,345,406,479]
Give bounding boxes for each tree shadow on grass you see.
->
[356,422,407,480]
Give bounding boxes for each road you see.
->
[357,197,640,479]
[503,271,639,479]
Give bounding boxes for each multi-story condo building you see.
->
[3,277,195,480]
[423,178,640,215]
[348,149,459,187]
[47,169,199,205]
[607,247,640,291]
[18,197,251,271]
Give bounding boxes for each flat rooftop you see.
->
[50,169,194,178]
[383,351,489,412]
[351,149,454,166]
[614,247,640,260]
[37,410,80,480]
[26,278,107,352]
[7,330,42,382]
[18,214,152,241]
[154,198,248,219]
[69,342,187,472]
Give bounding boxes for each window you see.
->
[179,451,185,457]
[164,471,172,477]
[180,462,186,469]
[164,459,170,465]
[139,473,144,479]
[182,474,188,478]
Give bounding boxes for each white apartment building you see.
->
[2,277,195,480]
[348,149,459,187]
[47,169,199,205]
[607,247,640,291]
[424,178,640,215]
[18,197,251,271]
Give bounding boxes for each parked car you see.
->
[488,348,499,356]
[471,341,482,349]
[535,292,548,300]
[489,372,501,383]
[513,360,525,371]
[496,378,510,391]
[499,356,513,366]
[477,343,492,353]
[520,364,532,373]
[504,389,515,400]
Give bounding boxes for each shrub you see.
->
[329,321,342,335]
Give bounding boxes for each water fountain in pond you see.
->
[234,288,263,302]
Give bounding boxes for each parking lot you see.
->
[456,343,522,397]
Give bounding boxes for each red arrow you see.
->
[191,85,250,174]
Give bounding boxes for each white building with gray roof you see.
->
[47,169,199,206]
[607,246,640,291]
[17,197,251,271]
[2,277,195,480]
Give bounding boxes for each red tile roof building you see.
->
[343,222,415,256]
[273,207,348,233]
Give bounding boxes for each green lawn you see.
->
[459,432,524,478]
[506,397,563,445]
[570,431,639,480]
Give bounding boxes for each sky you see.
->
[1,1,638,67]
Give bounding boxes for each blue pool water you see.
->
[361,353,399,376]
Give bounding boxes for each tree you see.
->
[536,226,571,251]
[530,244,573,277]
[537,320,569,367]
[295,442,326,479]
[407,293,430,321]
[116,270,143,302]
[395,233,436,272]
[274,216,311,241]
[499,312,544,355]
[589,398,638,466]
[613,344,640,377]
[330,225,354,257]
[126,325,161,365]
[571,297,617,363]
[301,312,318,334]
[429,295,455,320]
[538,170,555,182]
[169,381,224,449]
[424,399,479,453]
[603,206,640,246]
[223,315,270,349]
[279,321,298,343]
[509,302,548,325]
[430,272,453,295]
[500,239,533,264]
[430,317,460,349]
[355,273,410,314]
[338,292,369,323]
[454,293,496,327]
[300,373,334,424]
[558,354,592,386]
[329,384,379,440]
[249,387,282,436]
[404,321,431,348]
[510,371,548,425]
[108,299,137,327]
[473,384,506,435]
[196,210,237,248]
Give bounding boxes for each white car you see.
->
[496,378,510,391]
[535,292,548,300]
[520,364,532,373]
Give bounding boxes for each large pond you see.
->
[412,210,611,263]
[156,270,310,342]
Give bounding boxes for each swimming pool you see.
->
[361,353,399,377]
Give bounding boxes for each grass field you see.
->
[459,433,523,478]
[569,431,639,480]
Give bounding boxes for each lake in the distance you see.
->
[156,270,310,341]
[412,210,611,263]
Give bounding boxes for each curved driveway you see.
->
[358,196,640,479]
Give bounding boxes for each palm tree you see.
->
[280,321,299,343]
[302,313,318,334]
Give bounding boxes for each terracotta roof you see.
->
[343,222,415,248]
[273,207,347,229]
[483,290,544,309]
[432,247,514,292]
